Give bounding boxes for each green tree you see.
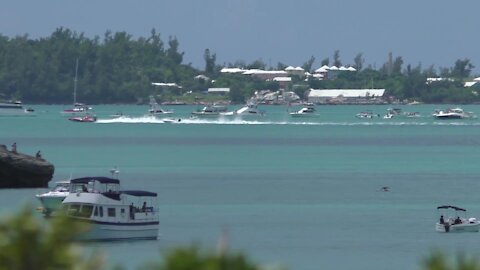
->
[353,53,364,71]
[204,49,216,76]
[333,50,342,67]
[302,56,315,73]
[0,207,104,270]
[451,58,474,79]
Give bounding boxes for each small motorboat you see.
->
[289,103,317,117]
[60,176,159,241]
[356,111,379,119]
[69,115,97,122]
[35,180,70,216]
[432,108,475,119]
[191,104,228,118]
[222,103,265,117]
[435,205,480,233]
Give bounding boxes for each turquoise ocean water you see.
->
[2,104,480,269]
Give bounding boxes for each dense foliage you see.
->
[0,28,478,104]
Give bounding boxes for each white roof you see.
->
[220,68,245,73]
[243,69,288,75]
[329,66,339,70]
[208,88,230,93]
[465,81,477,87]
[294,66,304,71]
[273,77,292,82]
[474,77,480,81]
[339,66,348,71]
[347,67,357,71]
[285,66,295,71]
[151,82,182,88]
[309,89,385,98]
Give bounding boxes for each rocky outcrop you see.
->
[0,144,54,188]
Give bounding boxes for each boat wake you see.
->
[95,116,480,126]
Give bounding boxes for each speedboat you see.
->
[60,176,159,241]
[69,114,97,122]
[432,108,475,119]
[0,101,35,116]
[435,205,480,233]
[222,103,265,117]
[148,95,173,116]
[35,180,70,216]
[289,103,317,117]
[191,104,228,118]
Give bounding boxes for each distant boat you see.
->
[289,103,317,117]
[191,104,228,118]
[148,96,173,116]
[356,110,379,119]
[222,103,265,117]
[68,114,97,123]
[61,59,92,115]
[0,100,35,116]
[432,108,475,119]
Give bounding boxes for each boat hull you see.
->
[435,222,480,233]
[73,219,159,241]
[36,195,67,214]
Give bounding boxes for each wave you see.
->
[95,115,480,126]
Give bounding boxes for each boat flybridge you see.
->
[60,176,159,241]
[435,205,480,233]
[148,95,173,116]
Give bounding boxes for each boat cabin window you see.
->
[99,206,103,217]
[79,205,93,218]
[107,208,116,217]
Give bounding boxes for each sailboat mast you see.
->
[73,58,79,104]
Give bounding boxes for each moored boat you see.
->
[36,180,70,216]
[0,101,35,116]
[435,205,480,233]
[60,176,159,241]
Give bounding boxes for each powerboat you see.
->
[432,108,475,119]
[148,95,173,116]
[191,104,228,118]
[60,176,159,241]
[289,104,317,117]
[222,103,265,117]
[69,114,97,122]
[36,180,70,216]
[0,101,35,116]
[435,205,480,233]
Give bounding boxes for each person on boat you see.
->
[129,203,135,219]
[82,185,88,192]
[142,202,147,212]
[454,216,462,224]
[439,215,445,224]
[11,142,17,153]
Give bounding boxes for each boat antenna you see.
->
[73,58,79,104]
[110,166,120,179]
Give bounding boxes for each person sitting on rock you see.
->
[11,142,17,153]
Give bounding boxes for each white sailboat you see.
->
[61,59,92,115]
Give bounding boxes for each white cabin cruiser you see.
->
[222,103,265,117]
[148,95,173,116]
[289,104,317,117]
[191,104,228,118]
[36,180,71,216]
[435,205,480,233]
[432,108,474,119]
[60,176,159,241]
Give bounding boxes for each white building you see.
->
[308,89,385,104]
